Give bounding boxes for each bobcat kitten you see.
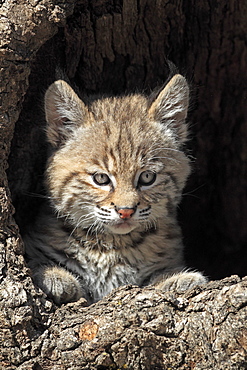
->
[24,74,207,305]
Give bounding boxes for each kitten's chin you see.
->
[106,222,138,235]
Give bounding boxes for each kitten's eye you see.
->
[138,171,156,187]
[93,173,111,186]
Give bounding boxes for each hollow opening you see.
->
[7,4,247,285]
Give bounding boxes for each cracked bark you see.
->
[1,0,247,369]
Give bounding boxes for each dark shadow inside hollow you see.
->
[7,33,63,234]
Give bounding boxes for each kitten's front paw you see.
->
[33,266,84,305]
[156,271,207,294]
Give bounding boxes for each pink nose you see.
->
[117,208,135,219]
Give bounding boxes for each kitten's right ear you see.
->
[45,80,87,147]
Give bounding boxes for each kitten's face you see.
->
[45,76,190,236]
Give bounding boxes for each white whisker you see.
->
[182,183,205,199]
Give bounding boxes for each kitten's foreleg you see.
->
[153,270,207,294]
[32,265,84,305]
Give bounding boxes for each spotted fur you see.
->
[24,74,207,305]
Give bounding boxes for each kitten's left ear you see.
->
[148,74,189,142]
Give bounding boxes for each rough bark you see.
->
[13,277,247,370]
[1,0,247,368]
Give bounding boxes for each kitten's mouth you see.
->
[106,220,138,235]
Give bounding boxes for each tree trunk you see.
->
[1,0,247,368]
